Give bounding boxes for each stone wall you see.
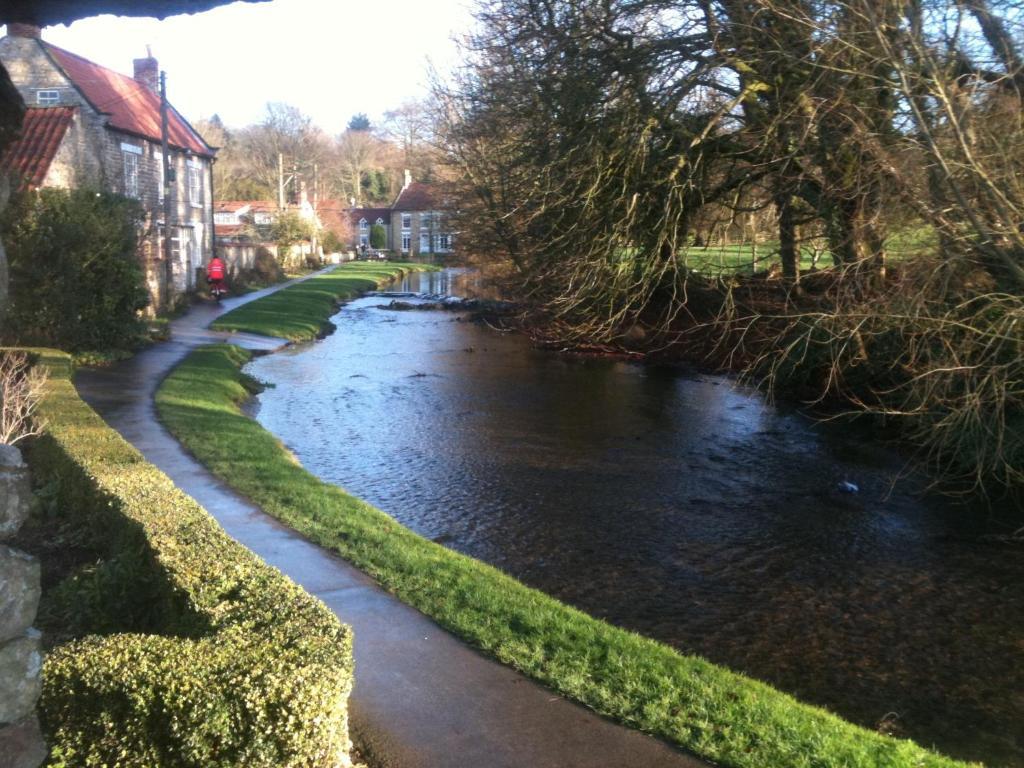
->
[0,445,45,768]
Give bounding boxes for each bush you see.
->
[322,229,345,254]
[27,350,353,767]
[369,223,386,249]
[0,189,149,352]
[0,349,47,444]
[269,211,315,251]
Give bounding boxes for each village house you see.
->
[0,23,216,311]
[346,171,454,257]
[213,193,321,272]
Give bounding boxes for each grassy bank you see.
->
[156,342,972,768]
[211,262,434,340]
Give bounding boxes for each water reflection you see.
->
[247,269,1024,766]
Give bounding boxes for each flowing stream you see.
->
[245,268,1023,766]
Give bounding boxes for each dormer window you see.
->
[36,90,60,105]
[375,217,385,226]
[359,218,368,231]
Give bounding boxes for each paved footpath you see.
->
[75,271,708,768]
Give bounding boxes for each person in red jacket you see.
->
[206,255,227,298]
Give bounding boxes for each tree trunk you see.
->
[777,194,798,283]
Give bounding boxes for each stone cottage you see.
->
[0,23,216,311]
[345,171,454,257]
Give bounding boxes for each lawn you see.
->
[684,226,940,276]
[156,340,973,768]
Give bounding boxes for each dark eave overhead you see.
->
[0,1,270,26]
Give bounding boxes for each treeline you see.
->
[436,0,1024,495]
[196,102,441,205]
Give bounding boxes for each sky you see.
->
[3,0,476,133]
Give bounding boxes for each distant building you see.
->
[345,171,454,257]
[0,23,217,310]
[212,196,320,272]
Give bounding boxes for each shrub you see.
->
[0,349,47,444]
[0,189,149,352]
[269,211,315,251]
[27,350,353,767]
[369,223,386,249]
[322,229,345,254]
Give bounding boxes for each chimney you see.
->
[133,46,158,92]
[403,169,412,189]
[8,23,42,39]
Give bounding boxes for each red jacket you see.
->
[207,257,225,281]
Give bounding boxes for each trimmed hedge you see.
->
[27,350,353,767]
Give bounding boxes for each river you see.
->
[244,268,1023,766]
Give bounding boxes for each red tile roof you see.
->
[392,182,437,211]
[0,106,76,190]
[42,41,214,157]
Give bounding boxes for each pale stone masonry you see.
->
[0,444,45,768]
[344,170,454,258]
[0,23,216,311]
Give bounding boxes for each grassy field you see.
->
[155,333,972,764]
[211,262,435,340]
[685,227,939,276]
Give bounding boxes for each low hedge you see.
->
[27,350,353,767]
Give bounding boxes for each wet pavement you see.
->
[74,271,705,768]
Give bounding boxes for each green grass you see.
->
[684,226,940,276]
[211,262,436,340]
[156,342,974,767]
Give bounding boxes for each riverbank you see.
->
[211,261,436,340]
[155,274,973,767]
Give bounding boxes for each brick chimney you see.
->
[133,46,158,92]
[8,23,42,39]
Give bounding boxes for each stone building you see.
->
[390,171,453,258]
[0,23,216,311]
[345,171,454,257]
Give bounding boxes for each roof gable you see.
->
[42,41,214,157]
[392,182,437,212]
[0,106,76,190]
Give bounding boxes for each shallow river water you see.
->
[246,269,1024,766]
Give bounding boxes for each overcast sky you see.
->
[4,0,475,133]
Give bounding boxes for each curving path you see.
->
[74,270,708,768]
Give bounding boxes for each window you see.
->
[401,233,411,252]
[254,213,273,225]
[359,218,368,231]
[419,212,432,227]
[36,90,60,105]
[401,213,411,230]
[419,232,431,252]
[436,234,451,252]
[121,143,142,198]
[188,160,203,208]
[375,217,385,226]
[359,234,369,247]
[214,212,237,225]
